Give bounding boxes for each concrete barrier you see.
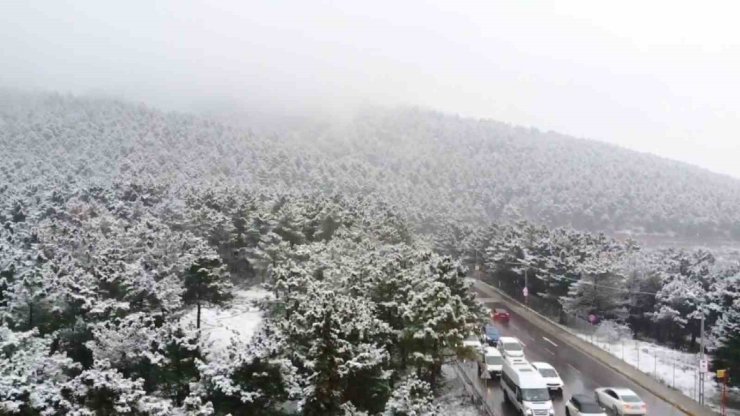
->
[453,360,497,416]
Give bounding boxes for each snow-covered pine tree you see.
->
[560,251,628,322]
[182,256,233,330]
[710,297,740,387]
[0,327,80,414]
[401,256,483,387]
[650,249,715,347]
[382,374,439,416]
[196,324,298,415]
[280,283,392,415]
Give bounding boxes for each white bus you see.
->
[501,358,554,416]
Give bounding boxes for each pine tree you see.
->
[710,285,740,387]
[649,249,715,347]
[560,271,628,322]
[158,325,203,406]
[197,327,298,416]
[5,261,49,332]
[182,256,233,330]
[382,374,439,416]
[62,362,148,415]
[280,283,392,415]
[0,327,80,415]
[401,256,483,387]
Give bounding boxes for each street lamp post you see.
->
[505,260,530,309]
[699,313,705,406]
[474,249,479,278]
[523,267,529,308]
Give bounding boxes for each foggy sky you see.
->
[2,0,739,178]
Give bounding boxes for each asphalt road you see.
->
[467,289,685,416]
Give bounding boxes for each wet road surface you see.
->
[467,290,685,416]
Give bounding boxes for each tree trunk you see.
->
[400,343,407,369]
[196,302,201,330]
[174,350,184,406]
[28,302,33,329]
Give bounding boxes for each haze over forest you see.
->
[2,0,740,179]
[3,91,740,242]
[3,88,740,414]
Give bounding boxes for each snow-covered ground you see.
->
[182,287,271,354]
[577,334,740,415]
[437,364,481,416]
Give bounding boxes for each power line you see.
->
[549,273,659,296]
[563,278,658,296]
[499,264,660,295]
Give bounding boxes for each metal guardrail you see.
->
[453,360,497,416]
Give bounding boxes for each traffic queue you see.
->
[463,308,648,416]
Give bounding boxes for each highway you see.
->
[466,288,685,416]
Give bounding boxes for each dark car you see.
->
[565,394,607,416]
[481,324,500,345]
[492,307,510,322]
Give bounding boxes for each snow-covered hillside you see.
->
[0,125,482,415]
[2,91,739,415]
[3,91,740,239]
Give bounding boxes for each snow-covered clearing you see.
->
[577,334,739,415]
[182,287,271,354]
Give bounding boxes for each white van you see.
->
[477,346,504,378]
[501,358,555,416]
[497,336,525,358]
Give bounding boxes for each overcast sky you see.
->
[2,1,739,178]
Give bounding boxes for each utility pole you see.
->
[718,369,728,416]
[474,249,479,278]
[524,267,529,308]
[699,313,705,406]
[503,259,533,308]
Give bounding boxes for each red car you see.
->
[492,308,510,322]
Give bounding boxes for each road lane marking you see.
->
[567,364,581,374]
[522,333,535,342]
[544,348,555,355]
[542,336,558,348]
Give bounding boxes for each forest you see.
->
[1,91,739,415]
[4,91,740,240]
[1,176,484,414]
[433,220,740,382]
